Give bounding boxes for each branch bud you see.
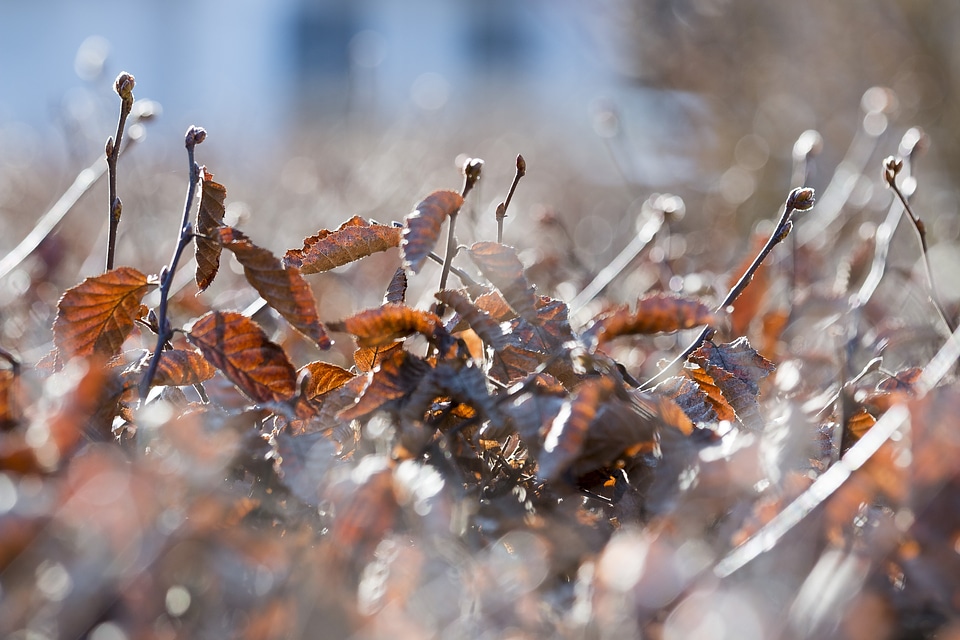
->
[105,136,115,158]
[883,156,903,186]
[114,72,135,100]
[787,187,816,212]
[495,202,507,222]
[516,154,526,177]
[461,157,484,197]
[185,126,207,148]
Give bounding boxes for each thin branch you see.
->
[105,72,136,272]
[639,187,816,391]
[496,154,525,244]
[0,101,157,282]
[139,126,207,398]
[883,155,955,335]
[436,158,482,318]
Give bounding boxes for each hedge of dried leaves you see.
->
[1,110,959,640]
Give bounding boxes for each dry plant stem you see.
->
[886,178,955,334]
[639,188,815,391]
[496,154,525,244]
[105,72,135,272]
[437,161,480,317]
[139,127,206,398]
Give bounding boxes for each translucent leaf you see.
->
[284,216,403,274]
[149,348,217,387]
[468,242,537,321]
[436,289,509,351]
[688,337,776,430]
[329,303,448,349]
[339,348,431,421]
[298,361,355,401]
[584,293,715,345]
[195,168,227,292]
[354,341,404,374]
[186,311,298,404]
[401,190,463,273]
[52,266,152,362]
[216,226,330,348]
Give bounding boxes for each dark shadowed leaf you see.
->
[655,375,720,424]
[339,348,431,421]
[149,348,217,387]
[327,456,398,564]
[283,216,403,274]
[186,311,298,404]
[468,242,537,321]
[399,359,499,426]
[0,369,18,430]
[298,361,355,401]
[401,190,463,273]
[488,345,543,386]
[584,293,715,345]
[538,377,616,481]
[328,303,448,348]
[383,267,408,304]
[195,167,227,292]
[567,397,663,478]
[632,390,695,436]
[215,226,330,348]
[52,266,153,362]
[436,289,510,351]
[688,337,776,430]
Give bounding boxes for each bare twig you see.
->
[640,187,816,390]
[883,154,955,334]
[436,158,481,317]
[496,154,525,244]
[139,126,207,398]
[0,101,157,282]
[105,72,136,272]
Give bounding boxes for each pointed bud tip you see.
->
[788,187,816,211]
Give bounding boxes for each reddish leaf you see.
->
[383,267,408,304]
[149,348,217,387]
[728,232,770,337]
[632,390,695,436]
[298,361,355,401]
[683,366,737,423]
[354,341,404,374]
[401,190,464,273]
[584,293,715,345]
[473,288,515,322]
[0,368,18,430]
[468,242,537,321]
[329,303,448,348]
[339,348,431,421]
[539,378,616,481]
[283,216,403,274]
[488,345,543,385]
[195,168,227,292]
[878,367,923,394]
[215,226,330,348]
[688,338,776,430]
[186,311,297,404]
[52,266,152,362]
[436,289,509,351]
[655,375,720,424]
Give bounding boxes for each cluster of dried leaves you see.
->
[1,130,960,639]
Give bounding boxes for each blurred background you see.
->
[1,0,960,349]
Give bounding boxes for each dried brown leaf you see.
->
[52,266,152,362]
[688,337,776,430]
[436,289,509,351]
[284,216,403,274]
[150,348,217,387]
[468,242,537,321]
[401,190,463,273]
[383,267,408,305]
[585,293,715,345]
[329,303,448,349]
[186,311,298,404]
[354,341,404,374]
[298,361,355,401]
[195,168,227,292]
[339,348,431,421]
[539,377,616,481]
[216,226,330,348]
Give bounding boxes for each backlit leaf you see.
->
[186,311,297,404]
[329,304,448,349]
[298,361,355,401]
[383,267,408,304]
[584,293,715,345]
[150,348,217,387]
[655,375,720,424]
[468,242,537,321]
[0,369,18,430]
[539,377,616,481]
[683,366,736,423]
[401,190,463,273]
[52,266,152,362]
[354,341,404,374]
[216,226,330,348]
[195,168,227,292]
[436,289,509,351]
[339,348,431,421]
[284,216,403,274]
[688,337,776,430]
